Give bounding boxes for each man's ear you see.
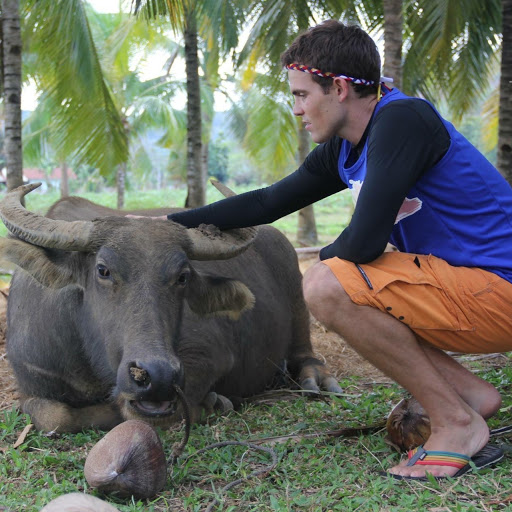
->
[332,77,349,102]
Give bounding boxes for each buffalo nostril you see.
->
[129,364,151,388]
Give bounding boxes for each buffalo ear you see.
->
[186,272,255,320]
[0,238,83,288]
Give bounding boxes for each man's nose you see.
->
[293,102,304,116]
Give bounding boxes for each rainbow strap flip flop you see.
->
[387,443,504,480]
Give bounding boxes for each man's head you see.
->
[281,20,381,99]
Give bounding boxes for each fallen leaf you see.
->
[13,423,34,448]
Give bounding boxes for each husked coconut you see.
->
[84,420,167,498]
[385,397,431,452]
[40,492,120,511]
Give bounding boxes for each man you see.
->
[142,20,512,479]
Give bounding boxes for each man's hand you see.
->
[125,214,168,220]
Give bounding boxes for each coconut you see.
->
[40,492,120,511]
[385,397,431,452]
[84,420,167,498]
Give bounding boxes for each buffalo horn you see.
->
[187,224,258,260]
[187,180,257,260]
[210,178,237,198]
[0,183,95,251]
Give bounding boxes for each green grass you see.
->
[1,366,511,511]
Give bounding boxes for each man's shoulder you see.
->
[378,97,439,119]
[375,96,444,133]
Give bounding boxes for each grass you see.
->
[1,185,511,510]
[1,366,511,511]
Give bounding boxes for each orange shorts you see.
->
[323,252,512,354]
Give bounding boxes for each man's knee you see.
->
[302,262,350,322]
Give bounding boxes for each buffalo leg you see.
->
[20,396,122,433]
[288,296,342,393]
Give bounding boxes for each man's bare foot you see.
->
[387,410,490,478]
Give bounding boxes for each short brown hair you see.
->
[281,20,381,97]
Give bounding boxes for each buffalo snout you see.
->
[117,358,184,418]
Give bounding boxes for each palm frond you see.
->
[482,85,499,152]
[403,0,501,120]
[241,88,297,179]
[22,0,129,174]
[130,0,185,31]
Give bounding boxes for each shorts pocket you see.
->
[358,253,441,293]
[360,253,467,331]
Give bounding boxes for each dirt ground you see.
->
[0,290,16,412]
[0,255,391,413]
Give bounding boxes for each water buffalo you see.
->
[0,183,341,433]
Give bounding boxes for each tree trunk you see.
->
[117,162,126,209]
[1,0,24,195]
[498,0,512,182]
[184,6,205,208]
[382,0,403,90]
[60,162,69,197]
[202,141,208,187]
[296,123,318,246]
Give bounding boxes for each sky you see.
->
[88,0,129,13]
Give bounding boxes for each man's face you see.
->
[288,69,342,144]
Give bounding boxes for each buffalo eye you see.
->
[97,264,111,279]
[176,271,190,287]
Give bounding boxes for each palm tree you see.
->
[1,0,24,192]
[23,7,186,206]
[133,0,245,208]
[183,3,204,207]
[382,0,402,90]
[21,0,129,188]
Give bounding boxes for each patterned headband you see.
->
[286,63,393,86]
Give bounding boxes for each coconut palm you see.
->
[133,0,246,207]
[182,3,203,207]
[23,7,186,206]
[1,0,24,192]
[382,0,402,89]
[21,0,129,180]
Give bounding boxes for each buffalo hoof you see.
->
[321,376,343,394]
[300,376,342,395]
[203,392,234,414]
[215,394,234,413]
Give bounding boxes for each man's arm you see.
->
[168,137,345,229]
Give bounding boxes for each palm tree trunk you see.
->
[184,5,205,208]
[1,0,24,195]
[202,141,209,187]
[60,162,69,197]
[498,0,512,183]
[296,124,318,246]
[382,0,403,90]
[117,162,126,209]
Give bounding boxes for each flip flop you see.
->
[384,443,504,481]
